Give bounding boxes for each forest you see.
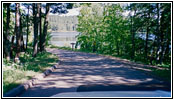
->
[49,15,78,32]
[3,3,73,61]
[2,3,171,95]
[76,3,171,66]
[2,3,73,94]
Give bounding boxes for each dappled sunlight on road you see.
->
[37,67,155,90]
[19,48,170,97]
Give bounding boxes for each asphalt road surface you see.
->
[19,48,170,97]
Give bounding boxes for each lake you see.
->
[17,31,80,48]
[49,32,80,47]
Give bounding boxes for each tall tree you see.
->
[145,4,151,59]
[20,10,25,52]
[24,3,31,51]
[38,3,42,51]
[32,3,39,57]
[129,4,137,59]
[159,3,171,64]
[5,3,11,61]
[155,3,161,63]
[14,3,21,63]
[39,3,73,51]
[40,3,50,52]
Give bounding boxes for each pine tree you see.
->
[14,3,21,63]
[32,3,39,57]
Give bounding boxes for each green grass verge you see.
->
[147,67,171,83]
[3,48,58,94]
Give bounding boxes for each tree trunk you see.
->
[21,34,25,52]
[159,33,164,64]
[164,38,170,62]
[10,35,15,59]
[145,4,151,61]
[14,3,21,63]
[26,5,29,52]
[32,3,39,57]
[145,26,149,59]
[6,3,11,61]
[155,3,160,64]
[38,3,42,52]
[159,4,166,64]
[159,18,165,65]
[20,13,25,52]
[40,3,50,52]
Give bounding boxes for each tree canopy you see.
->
[76,3,171,65]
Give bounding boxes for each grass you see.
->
[152,69,171,82]
[50,45,171,82]
[3,64,37,93]
[20,51,58,72]
[3,47,58,94]
[147,64,171,83]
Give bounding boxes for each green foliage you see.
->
[3,59,37,93]
[3,3,171,94]
[3,6,15,36]
[77,4,104,51]
[77,4,130,55]
[151,68,171,82]
[20,48,58,72]
[77,3,171,66]
[75,3,171,82]
[3,47,58,93]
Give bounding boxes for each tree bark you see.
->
[21,34,25,51]
[155,3,160,64]
[14,3,21,63]
[40,3,50,52]
[159,4,166,64]
[6,3,11,61]
[159,33,164,64]
[10,35,15,59]
[26,5,29,52]
[20,13,25,52]
[32,3,39,57]
[38,3,42,52]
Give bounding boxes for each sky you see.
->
[18,3,130,16]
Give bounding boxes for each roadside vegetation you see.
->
[3,2,171,94]
[3,47,58,93]
[75,3,171,82]
[3,3,72,94]
[76,3,171,66]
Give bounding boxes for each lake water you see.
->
[17,31,80,48]
[49,32,80,47]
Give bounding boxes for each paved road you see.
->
[19,48,170,97]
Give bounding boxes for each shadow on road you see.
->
[19,48,171,97]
